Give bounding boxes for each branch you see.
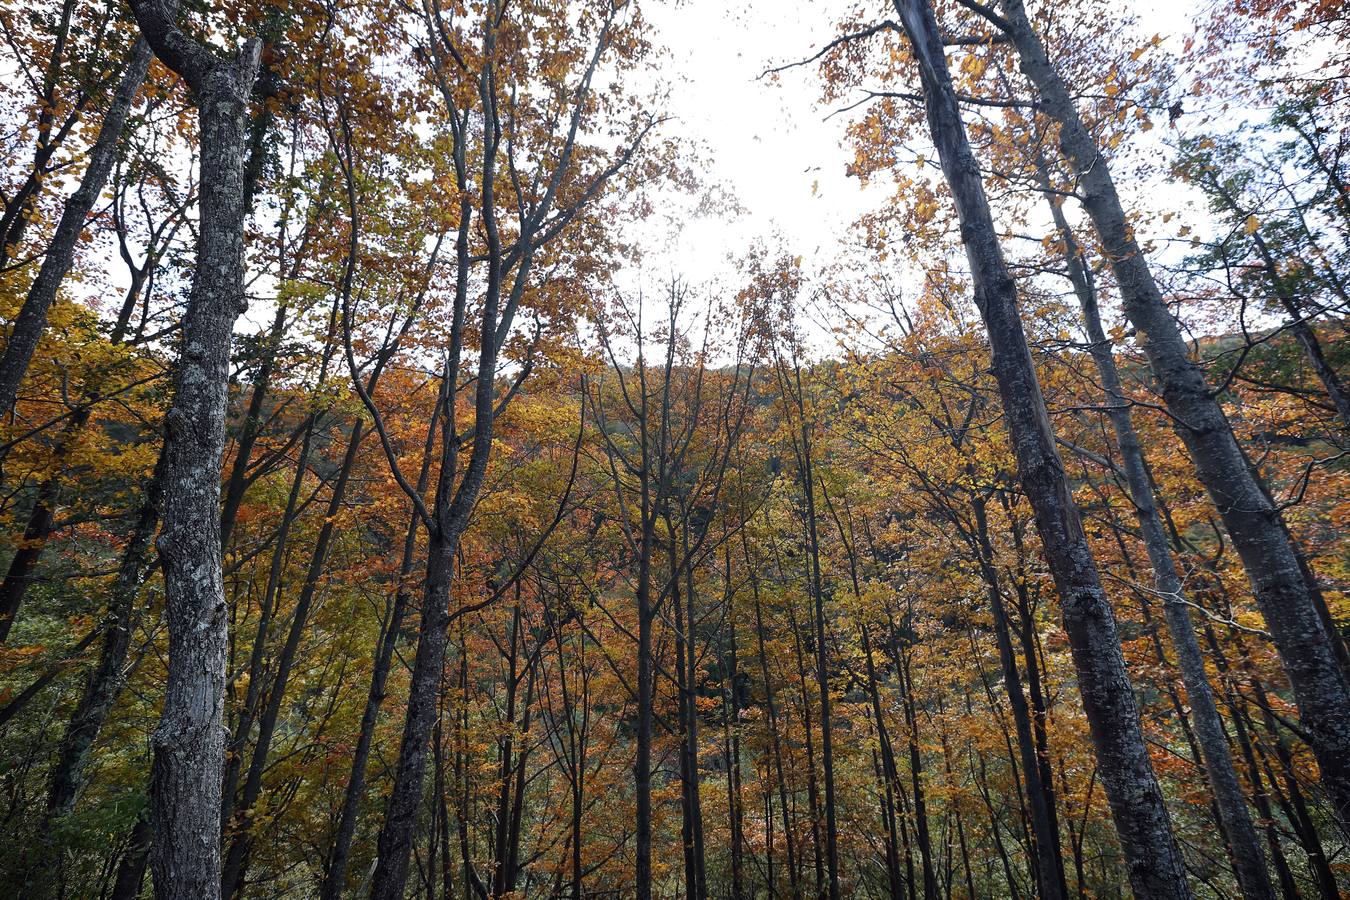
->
[763,20,900,77]
[951,0,1014,34]
[0,624,102,727]
[942,32,1010,45]
[126,0,258,93]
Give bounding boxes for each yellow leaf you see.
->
[1243,215,1259,235]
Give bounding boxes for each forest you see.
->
[0,0,1348,896]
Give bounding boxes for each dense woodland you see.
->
[1,0,1348,897]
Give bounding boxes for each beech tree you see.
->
[122,1,260,897]
[888,0,1190,893]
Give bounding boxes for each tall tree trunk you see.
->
[125,5,262,897]
[220,420,365,898]
[682,534,708,900]
[745,526,799,896]
[369,530,456,900]
[491,603,523,899]
[109,805,155,900]
[0,38,153,414]
[1249,229,1350,430]
[893,639,937,900]
[780,365,841,900]
[218,301,289,553]
[1192,166,1350,432]
[669,514,708,900]
[971,498,1067,900]
[671,525,699,900]
[634,497,656,900]
[890,0,1190,894]
[0,0,80,269]
[989,0,1350,831]
[45,461,163,816]
[786,597,825,895]
[724,598,746,900]
[1040,177,1275,899]
[322,404,438,900]
[218,418,317,840]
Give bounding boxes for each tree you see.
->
[123,1,261,897]
[888,0,1191,894]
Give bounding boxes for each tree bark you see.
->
[126,3,261,897]
[891,0,1190,894]
[989,0,1350,832]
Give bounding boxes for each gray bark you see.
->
[46,462,163,817]
[1042,178,1275,899]
[0,38,153,415]
[891,0,1191,894]
[126,2,261,897]
[988,0,1350,832]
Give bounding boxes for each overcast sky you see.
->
[630,0,1207,312]
[636,0,877,285]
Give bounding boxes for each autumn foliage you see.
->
[0,0,1348,897]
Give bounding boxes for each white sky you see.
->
[630,0,1206,309]
[635,0,878,285]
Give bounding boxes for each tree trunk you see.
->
[634,498,656,900]
[126,5,262,896]
[109,805,154,900]
[368,525,455,900]
[219,418,317,840]
[220,420,365,898]
[971,498,1067,900]
[0,38,153,414]
[1250,230,1350,430]
[992,0,1350,832]
[322,406,438,900]
[891,0,1190,894]
[218,300,288,553]
[0,464,62,643]
[46,461,163,817]
[1041,178,1275,899]
[780,366,841,900]
[746,527,799,896]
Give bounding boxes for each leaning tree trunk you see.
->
[0,37,153,415]
[890,0,1190,895]
[126,3,261,898]
[46,460,163,817]
[989,0,1350,832]
[1040,179,1275,899]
